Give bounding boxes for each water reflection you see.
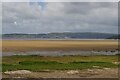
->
[2,50,118,57]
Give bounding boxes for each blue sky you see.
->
[29,0,46,10]
[2,2,118,34]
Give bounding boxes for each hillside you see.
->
[2,32,117,39]
[107,35,120,39]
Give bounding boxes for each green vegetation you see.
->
[2,55,118,72]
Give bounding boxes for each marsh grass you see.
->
[2,55,118,72]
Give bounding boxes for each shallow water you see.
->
[2,50,118,56]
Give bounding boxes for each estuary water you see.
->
[2,50,118,56]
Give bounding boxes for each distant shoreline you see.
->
[1,38,118,41]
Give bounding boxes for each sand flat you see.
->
[1,40,118,52]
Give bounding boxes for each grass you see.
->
[3,55,118,64]
[2,55,118,72]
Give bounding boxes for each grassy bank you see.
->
[2,55,118,72]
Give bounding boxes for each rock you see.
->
[103,68,111,70]
[4,70,31,75]
[92,66,100,68]
[67,70,79,74]
[87,69,94,72]
[112,62,120,65]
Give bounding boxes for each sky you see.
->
[2,2,118,34]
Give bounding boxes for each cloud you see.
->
[2,2,118,34]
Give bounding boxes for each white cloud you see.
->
[2,2,118,34]
[1,0,119,2]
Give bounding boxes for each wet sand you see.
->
[1,40,118,52]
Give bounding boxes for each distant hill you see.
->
[107,35,120,39]
[2,32,117,39]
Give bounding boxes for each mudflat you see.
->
[1,40,118,52]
